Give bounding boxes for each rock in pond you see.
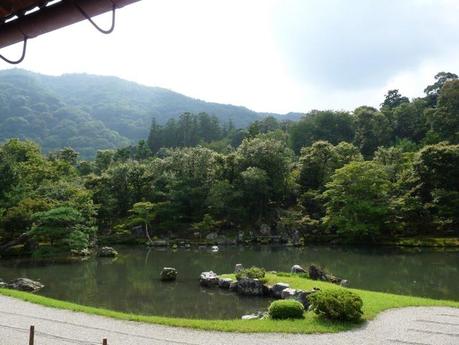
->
[160,267,177,281]
[271,282,290,299]
[7,278,44,292]
[149,240,168,247]
[234,264,244,273]
[200,271,219,287]
[291,264,306,274]
[218,278,233,289]
[98,246,118,257]
[237,278,264,296]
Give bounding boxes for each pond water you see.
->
[0,245,458,319]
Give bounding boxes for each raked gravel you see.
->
[0,295,458,345]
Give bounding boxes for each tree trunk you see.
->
[145,222,153,243]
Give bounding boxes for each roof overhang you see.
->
[0,0,140,50]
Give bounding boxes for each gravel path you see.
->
[0,295,458,345]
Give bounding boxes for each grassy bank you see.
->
[1,273,458,334]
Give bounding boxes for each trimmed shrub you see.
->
[308,289,363,322]
[268,300,305,320]
[235,266,266,281]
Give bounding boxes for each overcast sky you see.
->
[1,0,459,114]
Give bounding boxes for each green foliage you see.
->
[268,300,305,320]
[353,106,392,157]
[323,161,392,241]
[289,110,355,154]
[1,70,459,253]
[235,266,266,281]
[308,289,363,322]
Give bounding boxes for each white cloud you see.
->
[1,0,458,113]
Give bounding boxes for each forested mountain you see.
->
[0,69,301,158]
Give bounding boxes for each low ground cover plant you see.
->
[308,289,363,321]
[235,266,266,282]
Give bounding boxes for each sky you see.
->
[1,0,459,114]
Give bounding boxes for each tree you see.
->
[191,214,221,237]
[381,89,409,109]
[235,137,293,202]
[323,161,392,241]
[298,141,363,192]
[129,202,157,243]
[427,80,459,143]
[389,99,428,143]
[424,72,458,98]
[31,206,95,253]
[353,106,392,157]
[289,111,355,153]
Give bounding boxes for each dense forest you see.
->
[0,69,300,158]
[0,72,458,257]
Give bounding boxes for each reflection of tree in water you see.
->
[0,245,457,318]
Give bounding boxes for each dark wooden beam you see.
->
[0,0,141,49]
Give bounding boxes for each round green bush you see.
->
[308,289,363,322]
[268,300,305,320]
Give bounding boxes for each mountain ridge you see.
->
[0,68,302,157]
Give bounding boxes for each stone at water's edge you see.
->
[236,278,264,296]
[241,311,268,320]
[229,280,238,291]
[218,278,233,289]
[7,278,44,292]
[234,264,244,273]
[280,288,297,299]
[98,246,118,257]
[308,264,326,280]
[160,267,177,281]
[308,264,347,285]
[290,264,306,274]
[271,282,290,298]
[200,271,219,287]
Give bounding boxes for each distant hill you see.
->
[0,69,302,157]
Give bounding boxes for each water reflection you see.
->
[0,245,457,319]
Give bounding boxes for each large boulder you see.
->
[200,271,219,287]
[271,282,290,298]
[280,288,297,299]
[308,264,327,280]
[287,288,320,309]
[206,232,218,241]
[98,246,118,257]
[218,278,233,289]
[291,264,306,274]
[236,278,264,296]
[160,267,177,281]
[309,264,347,285]
[234,264,244,273]
[7,278,44,292]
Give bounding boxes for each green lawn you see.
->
[1,273,458,334]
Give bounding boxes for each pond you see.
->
[0,245,458,319]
